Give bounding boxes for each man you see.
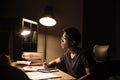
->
[44,27,93,80]
[0,50,30,80]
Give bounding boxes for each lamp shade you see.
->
[39,5,56,27]
[21,29,31,36]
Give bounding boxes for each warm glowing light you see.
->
[23,18,38,25]
[21,30,31,36]
[39,17,56,27]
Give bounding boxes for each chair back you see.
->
[93,44,109,62]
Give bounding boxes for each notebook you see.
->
[37,68,59,73]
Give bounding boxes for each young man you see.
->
[44,27,93,80]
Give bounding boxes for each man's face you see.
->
[61,32,70,49]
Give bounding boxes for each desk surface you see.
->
[12,62,76,80]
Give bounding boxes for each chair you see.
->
[93,44,109,62]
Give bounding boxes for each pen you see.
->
[43,59,48,69]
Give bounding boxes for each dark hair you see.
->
[0,49,10,64]
[63,27,81,46]
[0,53,9,64]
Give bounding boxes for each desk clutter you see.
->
[13,60,43,68]
[23,66,59,73]
[23,66,61,80]
[22,52,43,63]
[16,61,31,65]
[11,62,76,80]
[13,61,31,67]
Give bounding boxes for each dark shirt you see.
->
[59,47,91,79]
[0,63,30,80]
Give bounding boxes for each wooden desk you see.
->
[11,62,76,80]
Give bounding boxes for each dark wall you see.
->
[116,0,120,60]
[0,18,23,61]
[83,0,118,60]
[0,19,12,51]
[82,1,120,79]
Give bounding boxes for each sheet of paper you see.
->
[26,72,61,80]
[23,66,38,72]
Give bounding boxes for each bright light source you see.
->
[39,17,56,27]
[21,30,31,36]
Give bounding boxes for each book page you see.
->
[26,72,61,80]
